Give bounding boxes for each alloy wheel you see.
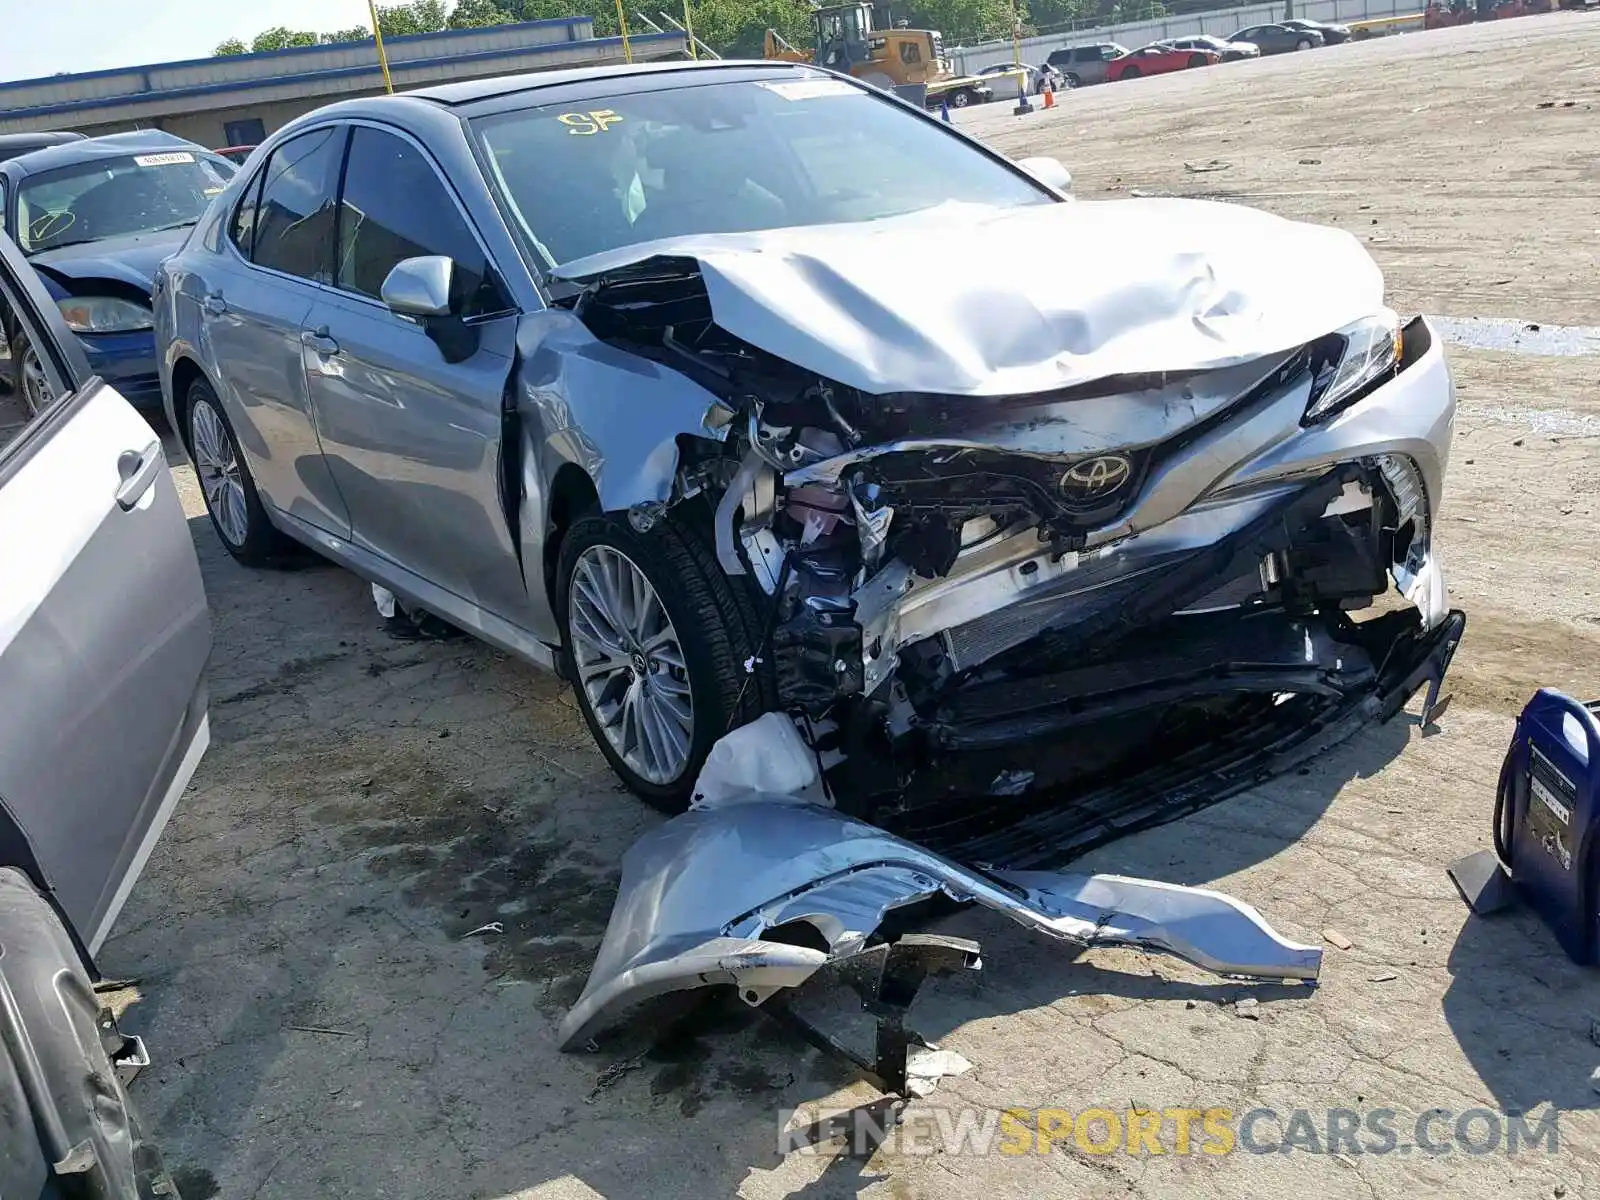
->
[567,544,694,786]
[18,341,54,417]
[190,398,249,548]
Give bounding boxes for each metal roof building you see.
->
[0,18,687,149]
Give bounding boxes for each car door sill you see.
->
[270,505,558,672]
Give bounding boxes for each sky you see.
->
[0,0,387,82]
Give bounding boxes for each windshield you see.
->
[16,150,235,254]
[472,76,1053,269]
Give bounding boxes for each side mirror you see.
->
[380,255,454,317]
[380,255,479,363]
[1016,155,1074,198]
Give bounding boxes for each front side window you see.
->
[334,126,500,315]
[474,76,1052,269]
[252,126,344,283]
[15,150,234,254]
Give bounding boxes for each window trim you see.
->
[227,155,268,261]
[326,118,515,321]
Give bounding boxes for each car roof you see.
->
[2,129,207,179]
[409,58,819,109]
[0,132,84,151]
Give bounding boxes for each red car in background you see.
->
[1105,41,1221,80]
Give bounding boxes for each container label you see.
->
[1528,744,1576,871]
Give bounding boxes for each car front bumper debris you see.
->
[559,799,1322,1050]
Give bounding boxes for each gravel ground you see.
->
[107,16,1600,1199]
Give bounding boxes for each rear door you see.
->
[203,125,352,538]
[302,122,526,622]
[0,229,210,954]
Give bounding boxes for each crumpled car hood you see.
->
[559,798,1321,1050]
[554,198,1383,397]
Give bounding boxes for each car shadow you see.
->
[1442,900,1600,1118]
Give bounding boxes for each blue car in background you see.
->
[1,130,234,414]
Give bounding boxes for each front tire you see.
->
[558,509,771,811]
[950,88,973,107]
[186,377,292,566]
[1121,65,1141,78]
[1296,37,1314,49]
[1188,53,1208,67]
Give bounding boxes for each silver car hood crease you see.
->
[559,799,1322,1050]
[554,198,1384,398]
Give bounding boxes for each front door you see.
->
[304,124,525,621]
[0,230,211,953]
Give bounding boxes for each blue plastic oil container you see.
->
[1495,689,1600,964]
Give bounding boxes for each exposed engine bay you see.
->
[558,230,1462,823]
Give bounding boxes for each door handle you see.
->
[300,327,340,357]
[202,292,227,316]
[114,441,164,512]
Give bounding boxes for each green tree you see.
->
[322,26,375,43]
[373,0,452,36]
[901,0,1019,44]
[250,27,320,51]
[214,37,248,55]
[449,0,516,26]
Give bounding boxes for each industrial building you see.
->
[0,17,687,149]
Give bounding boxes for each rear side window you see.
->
[334,126,500,316]
[252,126,344,283]
[228,168,265,257]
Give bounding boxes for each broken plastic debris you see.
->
[743,655,764,674]
[462,922,504,938]
[989,768,1035,796]
[904,1046,974,1098]
[691,712,829,809]
[371,583,398,619]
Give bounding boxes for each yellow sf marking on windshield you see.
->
[558,110,624,135]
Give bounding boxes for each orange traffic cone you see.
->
[1042,83,1055,108]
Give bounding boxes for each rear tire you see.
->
[557,505,773,812]
[1121,65,1141,78]
[186,377,293,567]
[1063,72,1081,86]
[9,330,53,418]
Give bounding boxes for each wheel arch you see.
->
[542,462,600,622]
[167,354,213,454]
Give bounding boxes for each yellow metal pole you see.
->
[615,0,634,62]
[683,0,698,59]
[367,0,395,93]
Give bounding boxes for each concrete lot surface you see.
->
[109,16,1600,1199]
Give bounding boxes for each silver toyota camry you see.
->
[157,60,1460,814]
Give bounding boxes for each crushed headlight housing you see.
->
[1303,308,1402,424]
[56,296,154,334]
